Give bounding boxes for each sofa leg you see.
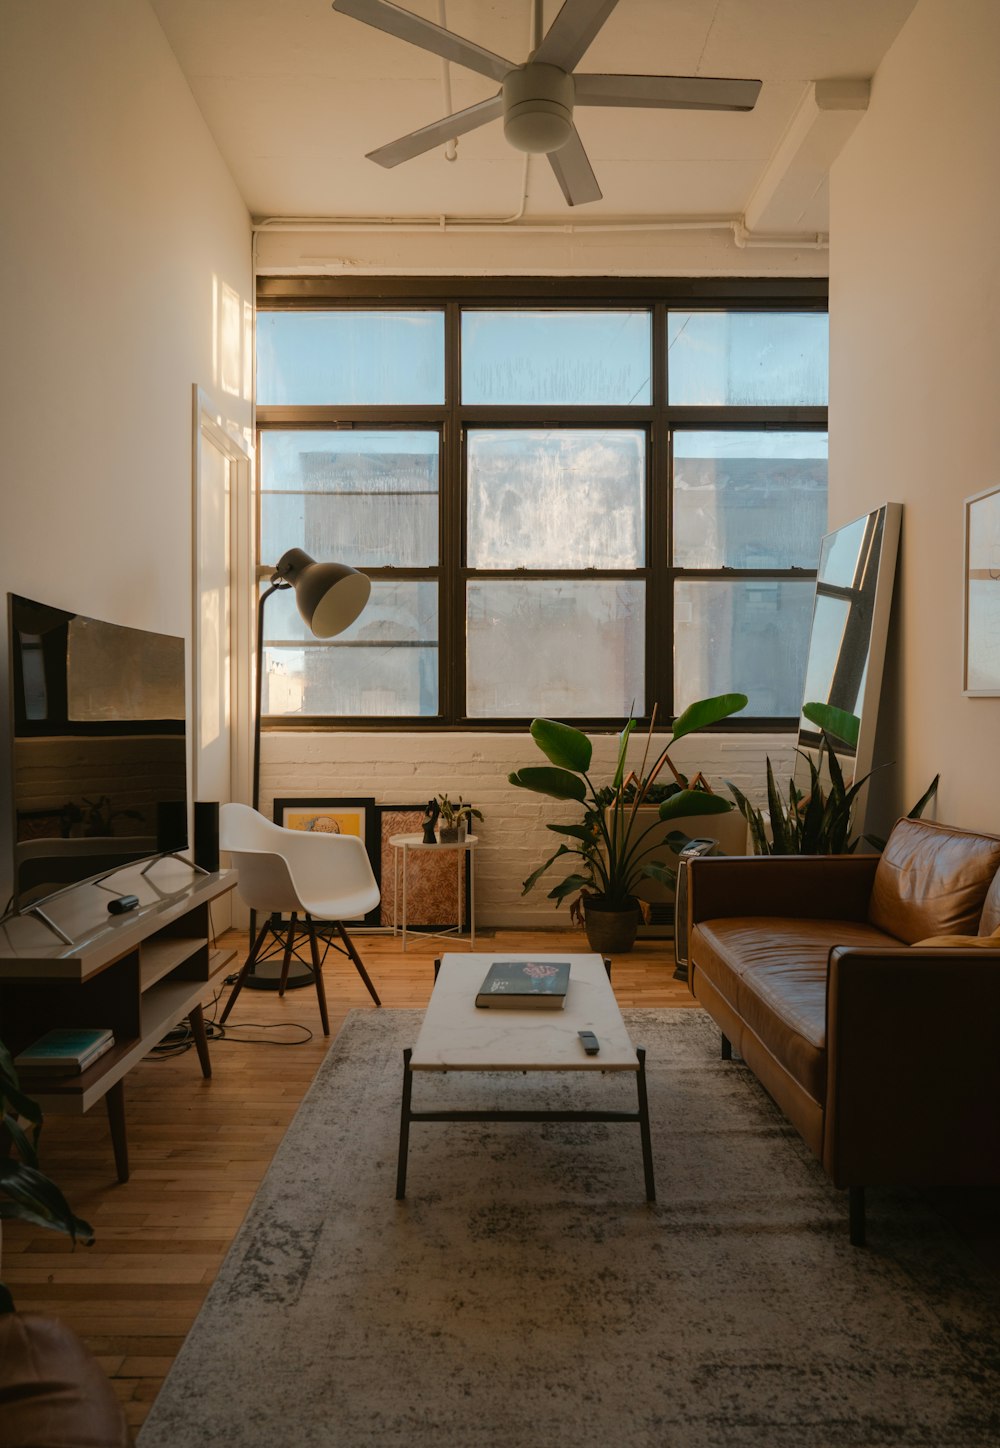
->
[849,1186,866,1247]
[721,1033,733,1061]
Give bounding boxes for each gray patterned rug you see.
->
[138,1009,1000,1448]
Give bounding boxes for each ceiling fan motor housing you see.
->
[502,63,575,154]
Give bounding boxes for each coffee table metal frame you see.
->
[395,952,655,1202]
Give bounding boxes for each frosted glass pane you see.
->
[668,312,828,405]
[260,431,438,569]
[468,430,645,568]
[257,311,444,404]
[467,581,644,718]
[462,311,651,404]
[262,581,438,717]
[673,431,827,568]
[674,580,814,717]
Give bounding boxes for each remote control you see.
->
[108,895,139,915]
[578,1030,600,1055]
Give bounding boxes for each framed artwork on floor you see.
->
[273,797,380,924]
[376,803,472,932]
[964,484,1000,695]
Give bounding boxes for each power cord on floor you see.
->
[149,983,315,1058]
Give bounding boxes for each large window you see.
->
[256,279,828,727]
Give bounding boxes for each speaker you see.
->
[194,801,220,873]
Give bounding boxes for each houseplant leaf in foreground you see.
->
[802,702,861,749]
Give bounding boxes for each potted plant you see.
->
[436,795,483,844]
[509,694,748,953]
[1,1037,94,1312]
[726,703,938,855]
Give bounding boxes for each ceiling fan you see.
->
[331,0,762,206]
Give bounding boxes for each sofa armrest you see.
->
[687,854,880,925]
[823,946,1000,1188]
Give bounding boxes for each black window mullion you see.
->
[650,302,671,719]
[441,301,463,723]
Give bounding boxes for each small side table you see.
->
[388,833,478,952]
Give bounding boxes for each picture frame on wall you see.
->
[272,797,381,925]
[376,803,472,933]
[963,484,1000,696]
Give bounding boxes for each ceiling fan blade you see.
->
[574,73,762,112]
[366,94,504,168]
[533,0,620,71]
[332,0,512,84]
[547,126,602,207]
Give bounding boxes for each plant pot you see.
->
[438,823,466,844]
[582,896,642,954]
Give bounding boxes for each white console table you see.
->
[0,860,238,1181]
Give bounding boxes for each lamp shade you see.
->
[273,548,371,638]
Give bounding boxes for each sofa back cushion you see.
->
[868,818,1000,943]
[980,871,1000,935]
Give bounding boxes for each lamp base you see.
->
[244,960,314,991]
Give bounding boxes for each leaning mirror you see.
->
[794,502,902,828]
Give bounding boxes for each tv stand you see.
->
[0,860,237,1181]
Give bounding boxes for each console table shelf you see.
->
[0,861,238,1180]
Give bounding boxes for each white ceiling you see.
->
[150,0,917,231]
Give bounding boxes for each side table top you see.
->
[410,952,637,1072]
[388,833,479,850]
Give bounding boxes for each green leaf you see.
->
[611,717,636,792]
[0,1161,94,1243]
[520,844,575,895]
[657,790,734,821]
[545,823,594,843]
[907,774,940,819]
[3,1112,39,1170]
[670,693,748,742]
[508,766,587,803]
[0,1282,14,1313]
[529,719,592,773]
[802,702,861,748]
[641,862,677,888]
[546,873,593,904]
[766,757,791,854]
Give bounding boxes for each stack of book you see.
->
[475,960,570,1009]
[14,1027,115,1078]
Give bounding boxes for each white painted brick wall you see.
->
[260,730,797,927]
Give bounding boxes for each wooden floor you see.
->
[2,927,691,1433]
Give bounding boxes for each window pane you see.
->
[257,311,444,404]
[260,431,438,569]
[462,310,651,405]
[674,580,814,717]
[262,581,438,717]
[667,312,828,406]
[466,581,644,718]
[673,431,827,568]
[468,430,645,569]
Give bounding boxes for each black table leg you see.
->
[396,1047,413,1200]
[636,1047,656,1202]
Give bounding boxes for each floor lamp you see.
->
[243,547,371,991]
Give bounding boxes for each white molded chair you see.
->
[219,802,381,1035]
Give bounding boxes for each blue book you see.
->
[15,1027,115,1073]
[475,960,570,1009]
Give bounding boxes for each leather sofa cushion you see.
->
[867,818,1000,944]
[692,916,898,1104]
[0,1313,131,1446]
[980,871,1000,935]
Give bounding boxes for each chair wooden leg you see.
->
[306,916,330,1037]
[278,913,297,996]
[335,920,381,1006]
[219,918,270,1025]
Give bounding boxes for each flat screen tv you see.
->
[7,593,188,912]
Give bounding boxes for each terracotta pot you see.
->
[582,896,641,954]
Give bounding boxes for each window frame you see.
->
[256,276,828,732]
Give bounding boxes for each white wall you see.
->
[0,0,252,895]
[828,0,1000,835]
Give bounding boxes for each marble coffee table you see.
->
[395,952,655,1201]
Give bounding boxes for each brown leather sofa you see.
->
[686,818,1000,1244]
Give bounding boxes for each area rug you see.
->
[138,1009,1000,1448]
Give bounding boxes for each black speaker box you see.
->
[194,801,220,872]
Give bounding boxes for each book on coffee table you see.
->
[475,960,570,1009]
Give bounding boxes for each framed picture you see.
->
[377,803,472,932]
[964,485,1000,695]
[273,797,380,924]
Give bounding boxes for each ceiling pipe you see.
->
[253,215,827,248]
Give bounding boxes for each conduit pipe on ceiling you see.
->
[253,215,827,249]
